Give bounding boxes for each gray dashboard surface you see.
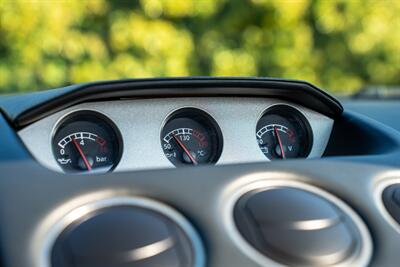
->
[0,159,399,267]
[343,100,400,132]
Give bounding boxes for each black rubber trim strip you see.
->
[0,77,343,129]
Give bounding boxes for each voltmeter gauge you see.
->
[52,111,122,173]
[256,105,312,160]
[161,108,223,166]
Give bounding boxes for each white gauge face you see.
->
[256,105,312,160]
[52,111,122,173]
[161,108,223,167]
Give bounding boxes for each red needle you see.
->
[72,138,92,171]
[274,127,286,159]
[172,134,198,165]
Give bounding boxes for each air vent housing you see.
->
[234,186,367,266]
[382,184,400,225]
[47,197,205,267]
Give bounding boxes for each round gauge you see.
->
[256,105,312,160]
[52,111,122,173]
[161,108,223,166]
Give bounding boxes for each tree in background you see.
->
[0,0,399,95]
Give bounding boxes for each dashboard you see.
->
[19,97,333,173]
[2,77,400,267]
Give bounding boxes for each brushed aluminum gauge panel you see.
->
[18,97,333,172]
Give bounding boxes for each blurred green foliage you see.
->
[0,0,399,95]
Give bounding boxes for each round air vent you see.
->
[44,197,205,267]
[382,183,400,225]
[230,181,372,267]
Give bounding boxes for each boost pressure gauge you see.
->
[256,105,312,160]
[52,111,122,173]
[161,108,223,166]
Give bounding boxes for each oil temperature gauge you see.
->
[256,105,312,160]
[52,111,122,173]
[161,108,223,166]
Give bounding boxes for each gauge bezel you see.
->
[51,110,123,173]
[256,104,313,160]
[160,107,223,166]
